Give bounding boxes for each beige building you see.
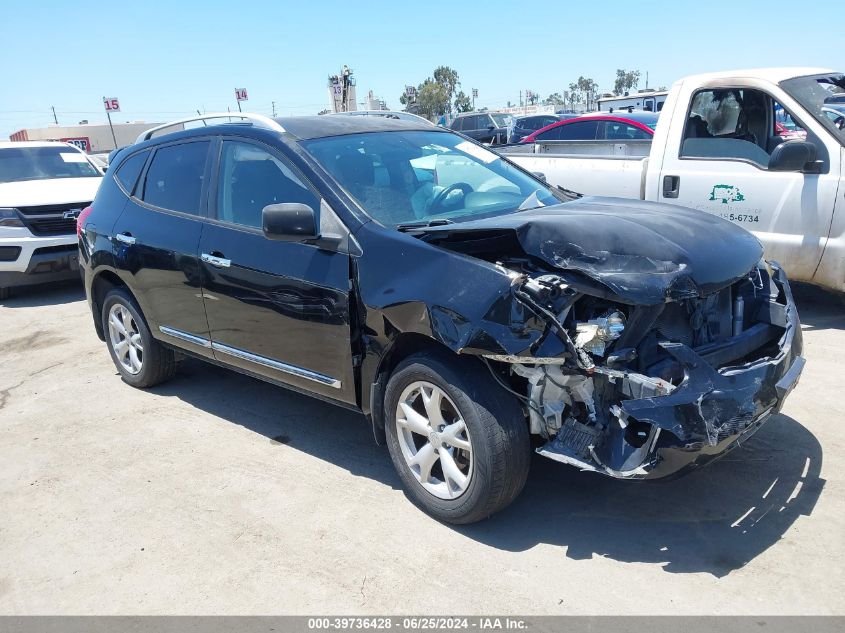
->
[9,121,167,153]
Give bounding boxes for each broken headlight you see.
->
[574,310,626,357]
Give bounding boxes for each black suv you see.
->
[449,112,511,144]
[80,114,804,523]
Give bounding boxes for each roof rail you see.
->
[134,112,285,144]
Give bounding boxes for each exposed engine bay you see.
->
[483,260,798,478]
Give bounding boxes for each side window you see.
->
[627,124,651,140]
[114,150,149,195]
[680,89,771,167]
[217,141,318,229]
[535,125,562,141]
[141,141,209,214]
[451,117,463,131]
[558,120,599,140]
[656,101,664,112]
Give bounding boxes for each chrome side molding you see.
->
[158,325,341,389]
[211,341,341,389]
[159,326,211,348]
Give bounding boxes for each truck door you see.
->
[658,87,840,283]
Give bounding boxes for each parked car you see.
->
[508,114,575,144]
[449,112,511,144]
[502,68,845,293]
[80,112,803,524]
[521,112,659,143]
[0,141,103,299]
[331,110,434,125]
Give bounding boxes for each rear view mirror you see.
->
[768,140,817,172]
[262,203,319,242]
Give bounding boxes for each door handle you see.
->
[201,252,231,268]
[663,175,680,199]
[114,232,136,245]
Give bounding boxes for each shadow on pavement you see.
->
[152,358,824,578]
[791,282,845,332]
[0,280,84,308]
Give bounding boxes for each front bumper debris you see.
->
[537,264,804,480]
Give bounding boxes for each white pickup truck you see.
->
[0,141,103,299]
[502,68,845,293]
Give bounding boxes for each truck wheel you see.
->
[102,288,176,388]
[384,351,530,524]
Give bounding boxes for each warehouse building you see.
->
[8,121,167,153]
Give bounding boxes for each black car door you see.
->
[198,136,356,404]
[112,138,214,359]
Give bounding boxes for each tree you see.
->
[571,76,599,111]
[454,90,472,113]
[613,69,641,95]
[399,65,464,117]
[544,92,563,106]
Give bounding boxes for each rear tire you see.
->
[101,288,176,388]
[384,350,530,524]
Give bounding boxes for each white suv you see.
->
[0,141,103,299]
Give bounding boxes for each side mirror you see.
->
[532,172,547,182]
[768,140,817,172]
[487,125,495,131]
[262,203,319,242]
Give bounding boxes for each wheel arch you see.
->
[90,269,136,341]
[366,332,479,445]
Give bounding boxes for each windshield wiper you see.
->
[396,218,454,232]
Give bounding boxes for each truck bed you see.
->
[499,140,650,199]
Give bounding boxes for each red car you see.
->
[521,111,659,143]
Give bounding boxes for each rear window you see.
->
[141,141,209,214]
[114,150,149,194]
[0,146,100,183]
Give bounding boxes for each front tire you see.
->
[101,288,176,388]
[384,350,530,524]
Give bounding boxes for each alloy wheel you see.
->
[107,303,143,375]
[395,381,473,499]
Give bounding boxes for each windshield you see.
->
[0,146,101,183]
[490,113,512,128]
[301,130,564,226]
[780,73,845,145]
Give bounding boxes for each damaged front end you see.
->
[389,200,805,480]
[483,261,804,480]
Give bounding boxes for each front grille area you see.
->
[33,244,78,257]
[17,202,90,236]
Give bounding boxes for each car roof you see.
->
[277,115,437,140]
[680,67,838,85]
[127,115,441,151]
[590,111,659,123]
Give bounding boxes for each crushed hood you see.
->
[415,197,764,304]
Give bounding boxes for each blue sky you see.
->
[1,0,840,138]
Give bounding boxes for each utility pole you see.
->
[645,71,649,90]
[51,106,58,125]
[272,101,277,117]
